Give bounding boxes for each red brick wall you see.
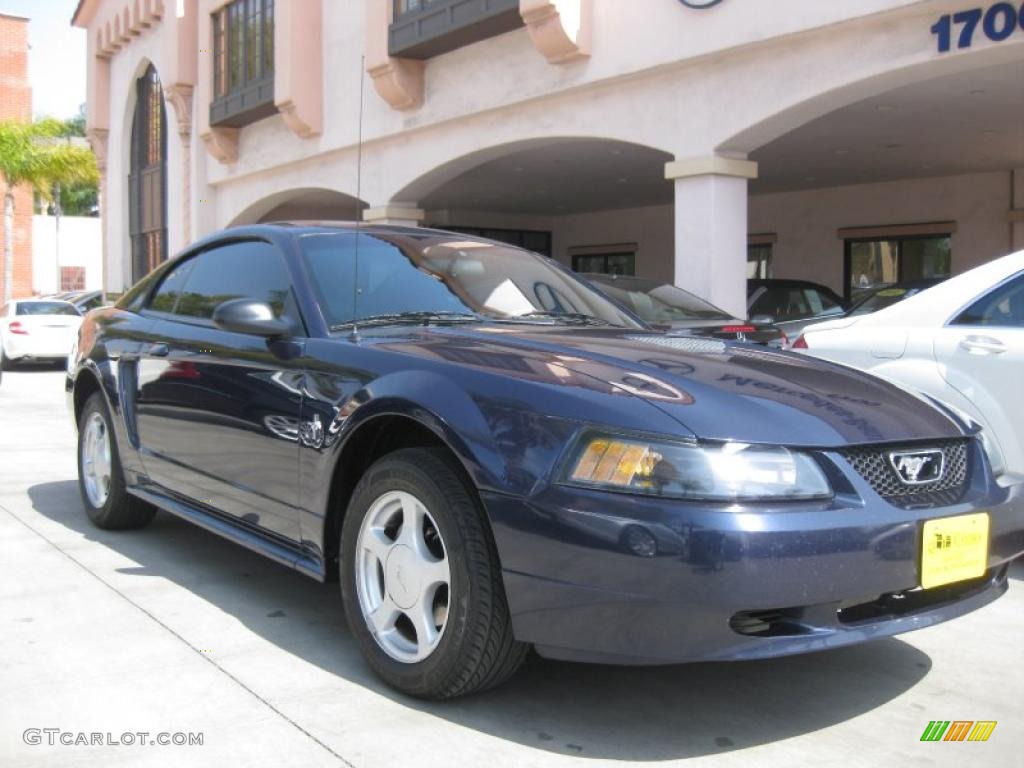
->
[0,13,33,300]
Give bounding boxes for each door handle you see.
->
[147,342,170,358]
[959,336,1005,355]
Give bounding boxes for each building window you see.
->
[211,0,276,128]
[569,244,637,276]
[747,243,773,279]
[844,234,951,301]
[389,0,523,59]
[445,226,552,257]
[60,266,86,292]
[129,64,167,282]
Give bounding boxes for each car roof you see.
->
[181,221,524,256]
[748,278,835,290]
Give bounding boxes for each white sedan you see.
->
[0,299,83,371]
[794,249,1024,479]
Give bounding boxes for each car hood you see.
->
[370,326,963,447]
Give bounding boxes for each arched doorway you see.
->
[128,64,167,281]
[228,187,367,227]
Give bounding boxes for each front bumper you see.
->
[484,442,1024,665]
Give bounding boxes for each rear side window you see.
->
[80,294,105,311]
[805,288,841,315]
[148,260,196,314]
[953,273,1024,328]
[175,241,293,320]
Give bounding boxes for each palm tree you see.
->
[0,118,99,304]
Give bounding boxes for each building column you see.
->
[666,155,758,320]
[363,204,425,228]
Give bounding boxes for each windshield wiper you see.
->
[500,311,614,327]
[331,311,480,331]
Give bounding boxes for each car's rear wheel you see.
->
[340,447,527,699]
[0,343,13,371]
[77,392,156,530]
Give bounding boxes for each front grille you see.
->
[838,439,969,504]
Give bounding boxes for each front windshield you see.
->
[586,276,731,324]
[300,232,644,330]
[849,286,922,316]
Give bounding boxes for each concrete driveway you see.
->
[1,367,1021,768]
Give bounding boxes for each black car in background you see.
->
[584,273,786,346]
[746,279,848,339]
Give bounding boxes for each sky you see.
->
[1,0,86,120]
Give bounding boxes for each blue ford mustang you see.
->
[68,223,1024,699]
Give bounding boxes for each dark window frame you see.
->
[747,243,773,279]
[141,238,306,334]
[211,0,276,128]
[570,251,637,277]
[843,233,952,302]
[128,64,168,283]
[389,0,523,59]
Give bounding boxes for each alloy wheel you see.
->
[81,411,112,508]
[355,490,451,663]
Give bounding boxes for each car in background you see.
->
[794,250,1024,478]
[0,299,83,375]
[67,223,1024,699]
[584,273,785,346]
[746,279,847,339]
[48,290,106,314]
[843,278,947,318]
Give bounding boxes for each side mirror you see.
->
[213,299,292,337]
[749,313,775,326]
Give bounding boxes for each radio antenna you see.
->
[350,54,367,342]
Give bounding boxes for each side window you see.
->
[175,241,293,321]
[82,295,105,311]
[782,290,810,320]
[953,274,1024,328]
[148,260,195,313]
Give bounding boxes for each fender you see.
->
[71,353,147,482]
[335,370,511,491]
[298,367,579,564]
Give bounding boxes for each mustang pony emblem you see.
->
[889,450,944,484]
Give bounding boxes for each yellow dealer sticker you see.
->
[920,513,989,589]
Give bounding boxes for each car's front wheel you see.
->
[340,447,527,699]
[77,392,156,530]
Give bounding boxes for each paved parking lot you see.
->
[1,367,1021,768]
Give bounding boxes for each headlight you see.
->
[561,433,832,501]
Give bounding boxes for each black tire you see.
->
[0,344,13,371]
[340,447,527,699]
[77,392,156,530]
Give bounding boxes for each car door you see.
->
[933,271,1024,475]
[134,239,306,542]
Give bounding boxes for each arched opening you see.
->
[725,58,1023,304]
[128,63,168,282]
[394,138,675,282]
[228,187,367,227]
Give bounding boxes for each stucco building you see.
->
[72,0,1024,317]
[1,11,34,302]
